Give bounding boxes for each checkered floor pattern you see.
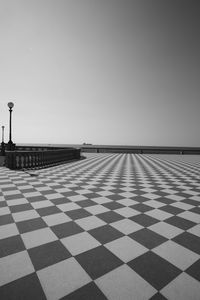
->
[0,153,200,300]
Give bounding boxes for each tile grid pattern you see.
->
[0,153,200,300]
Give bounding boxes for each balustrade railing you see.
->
[5,148,81,170]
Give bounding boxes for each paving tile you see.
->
[128,251,181,290]
[161,272,200,300]
[0,273,46,300]
[96,264,156,300]
[37,257,91,300]
[76,245,123,280]
[1,153,200,299]
[129,228,167,249]
[28,240,71,270]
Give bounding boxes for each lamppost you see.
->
[1,126,5,155]
[7,102,15,151]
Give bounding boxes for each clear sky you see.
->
[0,0,200,146]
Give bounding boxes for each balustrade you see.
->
[5,148,80,170]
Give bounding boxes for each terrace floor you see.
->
[0,153,200,300]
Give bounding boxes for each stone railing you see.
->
[81,146,200,154]
[5,148,81,170]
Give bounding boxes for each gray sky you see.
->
[0,0,200,146]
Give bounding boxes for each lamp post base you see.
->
[1,142,6,156]
[7,141,16,151]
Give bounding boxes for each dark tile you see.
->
[83,193,100,199]
[27,195,47,203]
[0,273,46,300]
[37,206,61,216]
[131,203,153,213]
[158,198,175,205]
[186,259,200,281]
[4,194,24,201]
[189,207,200,214]
[28,240,71,270]
[2,187,17,191]
[40,189,54,195]
[76,245,123,280]
[103,201,124,210]
[182,199,200,206]
[165,216,195,230]
[149,293,168,300]
[97,211,123,223]
[107,194,124,201]
[128,251,181,290]
[0,214,14,226]
[9,203,33,213]
[131,196,149,202]
[65,209,91,220]
[16,218,47,234]
[51,197,70,205]
[160,205,184,215]
[130,214,159,227]
[51,221,83,238]
[61,191,78,197]
[89,225,123,244]
[61,282,108,300]
[173,232,200,255]
[0,201,7,207]
[129,228,167,249]
[0,235,25,258]
[76,199,97,208]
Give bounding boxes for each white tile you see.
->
[111,219,142,235]
[85,205,109,215]
[3,190,21,196]
[57,202,80,212]
[12,209,40,222]
[68,195,87,202]
[37,257,91,300]
[45,193,64,200]
[144,200,165,208]
[92,197,112,204]
[0,251,34,286]
[117,198,138,206]
[161,273,200,300]
[145,209,172,220]
[43,213,71,226]
[75,216,106,230]
[114,207,139,218]
[187,224,200,237]
[96,264,156,300]
[165,194,185,201]
[178,211,200,223]
[0,207,10,216]
[153,240,199,270]
[61,232,100,255]
[142,193,161,200]
[105,236,148,262]
[171,202,194,210]
[119,192,137,198]
[7,198,28,206]
[149,222,183,238]
[23,191,42,197]
[0,223,19,240]
[21,228,57,249]
[97,191,114,197]
[31,200,54,209]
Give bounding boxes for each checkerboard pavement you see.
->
[0,153,200,300]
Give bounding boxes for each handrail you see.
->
[5,148,81,170]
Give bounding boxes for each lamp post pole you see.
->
[7,102,15,151]
[1,126,5,155]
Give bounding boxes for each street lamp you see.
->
[1,126,5,155]
[7,102,15,151]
